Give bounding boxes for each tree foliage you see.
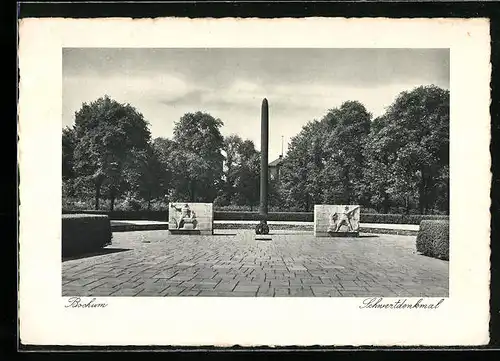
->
[280,86,448,214]
[220,135,260,209]
[62,126,76,181]
[363,85,449,214]
[280,101,371,210]
[66,95,153,210]
[151,112,225,203]
[62,85,449,215]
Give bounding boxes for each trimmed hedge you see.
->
[214,211,313,222]
[62,209,448,224]
[62,214,112,257]
[361,213,449,225]
[63,210,168,221]
[416,220,449,261]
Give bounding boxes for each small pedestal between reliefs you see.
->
[255,220,269,235]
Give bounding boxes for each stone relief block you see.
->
[314,205,360,237]
[168,203,213,235]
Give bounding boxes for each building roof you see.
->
[269,155,284,167]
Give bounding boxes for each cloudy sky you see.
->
[63,48,449,161]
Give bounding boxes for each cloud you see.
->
[63,48,449,160]
[63,73,191,124]
[63,48,449,90]
[160,90,204,106]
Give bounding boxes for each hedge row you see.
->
[214,211,313,222]
[416,220,449,261]
[62,209,448,224]
[63,209,168,221]
[361,213,449,225]
[62,214,112,257]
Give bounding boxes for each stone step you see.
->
[110,220,418,235]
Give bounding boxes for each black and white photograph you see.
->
[18,17,490,346]
[61,47,450,298]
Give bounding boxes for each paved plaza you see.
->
[62,230,448,297]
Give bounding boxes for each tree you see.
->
[71,95,152,210]
[280,119,329,211]
[62,126,76,181]
[221,135,243,204]
[170,112,225,202]
[153,137,203,202]
[364,85,449,214]
[124,146,165,211]
[152,137,177,200]
[236,139,261,209]
[433,165,449,214]
[280,101,371,211]
[221,135,260,209]
[362,116,395,213]
[321,101,372,204]
[62,126,78,204]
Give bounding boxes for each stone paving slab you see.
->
[62,230,448,297]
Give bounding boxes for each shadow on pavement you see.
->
[62,248,132,261]
[267,232,311,235]
[315,234,380,239]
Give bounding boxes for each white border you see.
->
[18,17,491,346]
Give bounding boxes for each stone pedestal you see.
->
[168,203,213,235]
[314,205,361,237]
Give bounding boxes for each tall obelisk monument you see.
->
[256,98,270,235]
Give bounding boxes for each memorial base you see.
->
[168,230,213,236]
[315,232,359,238]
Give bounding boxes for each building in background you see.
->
[269,155,283,182]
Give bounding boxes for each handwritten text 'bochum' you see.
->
[65,297,108,308]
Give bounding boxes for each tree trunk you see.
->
[191,181,196,202]
[418,170,426,214]
[95,184,101,210]
[147,190,152,211]
[382,194,390,214]
[110,188,115,211]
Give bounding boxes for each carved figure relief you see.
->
[170,203,197,230]
[328,205,360,233]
